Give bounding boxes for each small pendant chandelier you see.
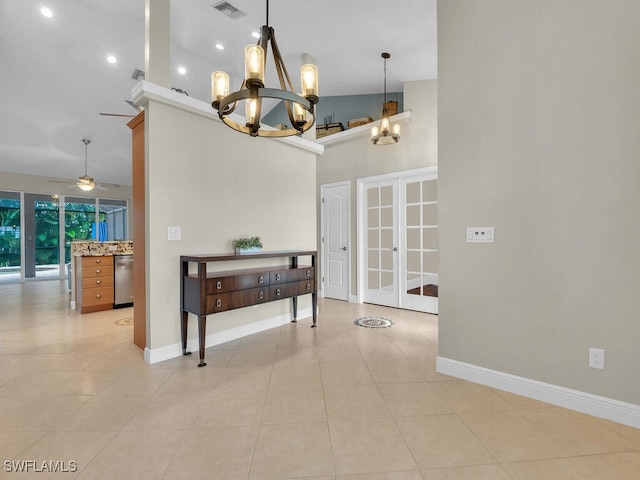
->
[371,52,400,145]
[211,0,319,138]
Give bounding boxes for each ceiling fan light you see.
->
[78,182,95,191]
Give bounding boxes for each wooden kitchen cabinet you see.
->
[75,255,114,314]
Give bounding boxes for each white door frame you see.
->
[320,181,351,301]
[356,166,438,307]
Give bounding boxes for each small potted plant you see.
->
[232,236,263,254]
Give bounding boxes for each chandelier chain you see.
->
[383,56,387,104]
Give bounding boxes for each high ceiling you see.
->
[0,0,437,188]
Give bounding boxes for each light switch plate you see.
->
[467,227,494,243]
[168,226,181,241]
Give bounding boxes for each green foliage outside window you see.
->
[0,200,106,267]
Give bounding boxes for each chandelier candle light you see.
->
[211,0,319,137]
[371,52,400,145]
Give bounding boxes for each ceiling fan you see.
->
[48,139,120,191]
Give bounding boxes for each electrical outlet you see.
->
[589,347,604,369]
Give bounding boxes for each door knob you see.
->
[392,247,398,252]
[342,247,347,251]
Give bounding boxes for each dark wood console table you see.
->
[180,250,317,367]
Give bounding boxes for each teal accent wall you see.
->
[263,92,403,129]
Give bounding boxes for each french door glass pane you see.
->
[405,180,438,298]
[367,185,394,293]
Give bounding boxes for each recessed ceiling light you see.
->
[251,31,260,39]
[107,55,117,64]
[41,7,53,18]
[178,66,187,75]
[215,44,224,50]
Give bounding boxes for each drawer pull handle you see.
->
[216,281,222,289]
[96,280,101,284]
[306,270,311,277]
[276,288,281,296]
[275,274,281,281]
[96,259,101,263]
[216,299,222,307]
[96,294,102,298]
[258,291,264,300]
[95,269,101,274]
[259,276,264,284]
[306,283,311,290]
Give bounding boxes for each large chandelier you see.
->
[371,52,400,145]
[211,0,319,138]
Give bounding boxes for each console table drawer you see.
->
[270,267,314,284]
[206,272,268,294]
[271,279,315,299]
[206,287,270,313]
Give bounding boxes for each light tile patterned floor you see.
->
[1,280,640,479]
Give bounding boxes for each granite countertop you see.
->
[71,240,133,256]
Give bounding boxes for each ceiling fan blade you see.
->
[96,182,121,189]
[125,100,143,112]
[48,179,76,184]
[99,113,135,117]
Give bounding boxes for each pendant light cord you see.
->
[266,0,269,26]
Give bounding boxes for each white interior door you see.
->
[363,181,398,307]
[321,182,349,301]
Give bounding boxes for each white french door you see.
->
[400,176,438,313]
[362,180,398,307]
[321,182,350,301]
[358,167,438,314]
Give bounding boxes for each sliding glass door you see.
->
[0,191,22,283]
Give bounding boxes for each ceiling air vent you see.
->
[212,1,246,20]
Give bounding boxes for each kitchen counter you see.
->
[71,240,133,256]
[70,241,133,309]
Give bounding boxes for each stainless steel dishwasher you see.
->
[114,254,134,307]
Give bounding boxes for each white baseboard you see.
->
[437,356,640,429]
[145,308,313,365]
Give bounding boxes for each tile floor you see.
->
[1,280,640,479]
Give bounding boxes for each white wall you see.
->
[144,98,317,352]
[438,0,640,405]
[316,79,437,297]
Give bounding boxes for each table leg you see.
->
[291,297,298,323]
[311,291,317,328]
[181,310,191,356]
[197,315,207,367]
